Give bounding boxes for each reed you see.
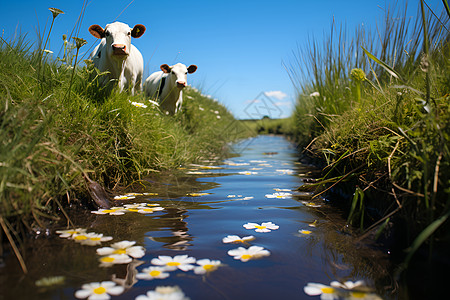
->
[289,0,450,271]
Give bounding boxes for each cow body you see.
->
[144,63,197,115]
[88,22,146,94]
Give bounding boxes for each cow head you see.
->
[89,22,145,60]
[161,63,197,89]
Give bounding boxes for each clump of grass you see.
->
[289,0,450,272]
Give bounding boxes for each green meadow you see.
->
[288,1,449,270]
[0,25,250,258]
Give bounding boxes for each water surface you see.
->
[0,135,394,299]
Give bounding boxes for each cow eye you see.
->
[127,32,131,36]
[105,31,110,37]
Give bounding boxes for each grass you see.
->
[0,10,250,272]
[240,117,295,136]
[289,0,450,272]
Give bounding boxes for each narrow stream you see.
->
[0,135,395,299]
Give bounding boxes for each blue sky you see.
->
[0,0,444,119]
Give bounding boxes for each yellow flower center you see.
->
[103,209,117,213]
[114,249,127,255]
[167,262,181,266]
[351,292,367,298]
[255,225,266,230]
[74,235,87,241]
[321,287,335,294]
[301,230,312,235]
[203,264,215,270]
[149,270,161,277]
[241,254,252,260]
[90,237,101,241]
[100,257,115,263]
[141,208,154,212]
[93,287,106,294]
[127,209,139,212]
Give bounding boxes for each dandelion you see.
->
[243,222,279,233]
[98,254,133,267]
[91,207,127,215]
[131,102,148,108]
[75,281,124,299]
[193,259,222,275]
[222,235,255,244]
[135,286,189,300]
[303,283,339,300]
[151,255,196,271]
[56,228,87,239]
[136,266,170,280]
[72,232,113,246]
[227,246,270,262]
[97,240,145,259]
[265,192,292,199]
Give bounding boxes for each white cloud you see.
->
[264,91,288,100]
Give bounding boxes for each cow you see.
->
[88,22,146,94]
[144,63,197,115]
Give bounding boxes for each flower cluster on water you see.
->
[56,228,113,246]
[304,280,383,300]
[91,203,164,215]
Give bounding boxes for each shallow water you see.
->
[0,135,396,299]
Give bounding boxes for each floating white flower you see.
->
[56,228,87,238]
[276,169,294,175]
[135,286,189,300]
[98,254,132,267]
[330,280,365,290]
[222,235,255,244]
[137,206,165,214]
[299,229,313,235]
[227,246,270,262]
[238,171,258,175]
[243,222,279,233]
[302,201,322,208]
[186,192,211,197]
[72,232,113,246]
[97,240,145,259]
[136,266,170,280]
[151,255,196,271]
[330,281,382,300]
[273,188,291,192]
[193,259,222,274]
[265,192,292,199]
[304,283,339,299]
[91,207,127,215]
[75,281,124,299]
[113,194,136,200]
[131,102,148,108]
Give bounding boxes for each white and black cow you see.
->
[88,21,146,94]
[144,63,197,115]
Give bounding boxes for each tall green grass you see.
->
[0,9,249,271]
[290,0,449,270]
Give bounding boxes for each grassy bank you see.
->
[289,0,449,272]
[0,27,249,265]
[240,117,294,135]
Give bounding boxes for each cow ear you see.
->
[187,65,198,74]
[160,64,171,73]
[131,24,146,38]
[89,25,105,39]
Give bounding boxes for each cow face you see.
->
[89,22,145,60]
[161,63,197,89]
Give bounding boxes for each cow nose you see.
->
[177,81,186,88]
[112,44,127,54]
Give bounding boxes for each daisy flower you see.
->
[135,286,189,300]
[304,283,339,300]
[222,235,255,244]
[75,281,124,299]
[193,259,222,275]
[151,255,196,271]
[276,169,294,175]
[238,171,258,175]
[265,192,292,199]
[56,228,87,239]
[330,281,382,300]
[131,102,148,108]
[113,194,136,200]
[91,207,127,215]
[227,246,270,262]
[137,206,165,214]
[136,266,170,280]
[299,229,313,235]
[98,254,132,267]
[243,222,279,233]
[72,232,113,246]
[97,240,145,259]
